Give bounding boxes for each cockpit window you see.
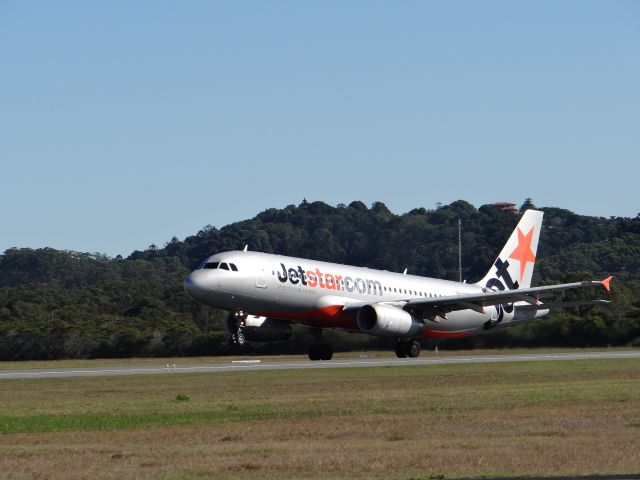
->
[200,260,239,271]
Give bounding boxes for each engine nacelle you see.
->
[227,315,293,342]
[357,304,423,337]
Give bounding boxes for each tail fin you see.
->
[476,209,544,290]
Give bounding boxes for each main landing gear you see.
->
[308,328,333,361]
[308,343,333,361]
[395,340,421,358]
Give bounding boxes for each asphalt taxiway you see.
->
[1,350,639,380]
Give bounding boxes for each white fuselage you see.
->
[184,250,540,340]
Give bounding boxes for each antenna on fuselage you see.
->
[243,244,248,252]
[402,268,408,275]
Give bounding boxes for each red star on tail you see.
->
[509,227,536,282]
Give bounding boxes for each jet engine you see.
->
[226,315,292,342]
[357,304,423,337]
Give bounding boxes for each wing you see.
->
[342,276,612,317]
[406,276,613,317]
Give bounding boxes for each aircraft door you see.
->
[255,265,267,289]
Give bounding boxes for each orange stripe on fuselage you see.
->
[255,305,358,330]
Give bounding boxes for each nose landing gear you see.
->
[229,309,247,346]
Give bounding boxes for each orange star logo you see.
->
[509,227,536,282]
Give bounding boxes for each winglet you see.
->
[601,276,613,292]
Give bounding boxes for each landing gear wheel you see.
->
[236,330,246,346]
[407,340,421,358]
[319,344,333,361]
[308,344,320,361]
[395,340,421,358]
[308,344,333,361]
[394,342,408,358]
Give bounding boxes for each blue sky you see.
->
[1,1,638,257]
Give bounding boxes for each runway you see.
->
[1,350,639,379]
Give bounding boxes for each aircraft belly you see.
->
[421,310,488,339]
[252,293,358,330]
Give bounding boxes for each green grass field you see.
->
[1,355,639,479]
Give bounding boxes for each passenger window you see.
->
[203,262,219,269]
[230,263,238,271]
[219,263,230,270]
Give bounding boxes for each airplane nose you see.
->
[184,271,210,301]
[183,274,195,295]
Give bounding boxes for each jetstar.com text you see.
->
[276,263,382,296]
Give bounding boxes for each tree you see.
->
[520,198,535,212]
[1,200,638,359]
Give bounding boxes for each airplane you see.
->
[184,210,612,360]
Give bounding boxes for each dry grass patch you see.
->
[0,359,639,479]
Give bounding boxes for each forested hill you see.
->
[1,200,639,360]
